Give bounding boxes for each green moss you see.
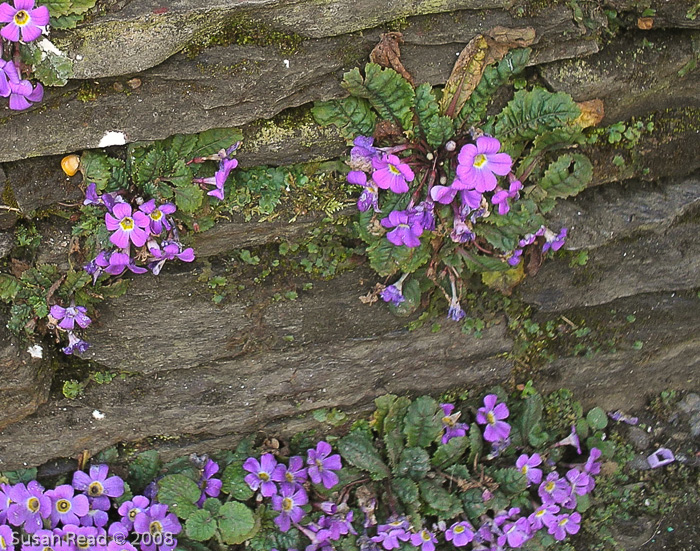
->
[2,182,19,210]
[76,81,103,103]
[183,13,305,58]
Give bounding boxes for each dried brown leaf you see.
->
[637,17,654,30]
[574,99,605,128]
[370,32,414,85]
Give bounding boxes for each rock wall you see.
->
[0,0,699,470]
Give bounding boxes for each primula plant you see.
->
[312,35,596,319]
[0,0,94,110]
[41,386,611,551]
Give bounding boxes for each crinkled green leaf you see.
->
[342,63,415,131]
[367,239,431,278]
[81,151,113,191]
[467,424,483,466]
[0,275,21,301]
[414,83,454,148]
[586,406,608,430]
[338,432,390,480]
[460,250,511,273]
[174,184,204,215]
[431,436,469,469]
[157,474,201,519]
[538,153,592,202]
[419,479,462,516]
[192,128,243,159]
[403,396,442,448]
[373,394,398,436]
[493,468,528,495]
[60,270,91,298]
[462,488,486,520]
[457,48,530,129]
[395,447,430,480]
[494,87,580,156]
[185,509,217,542]
[41,0,72,17]
[391,477,420,508]
[67,0,97,15]
[28,43,74,87]
[217,502,256,545]
[164,134,199,161]
[383,396,411,468]
[388,277,421,317]
[128,450,162,494]
[311,97,376,140]
[49,13,84,29]
[221,463,254,501]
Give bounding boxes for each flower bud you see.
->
[445,140,457,152]
[61,154,81,176]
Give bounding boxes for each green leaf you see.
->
[311,97,376,140]
[185,509,217,542]
[27,42,74,87]
[42,0,72,17]
[586,406,608,430]
[373,394,398,436]
[467,424,483,466]
[418,479,462,515]
[576,492,592,512]
[457,48,530,129]
[338,432,391,480]
[403,396,442,448]
[367,238,431,277]
[516,393,548,448]
[538,154,592,201]
[414,83,454,148]
[342,63,415,131]
[157,474,201,519]
[431,436,469,469]
[60,270,91,297]
[388,277,421,317]
[50,14,84,29]
[0,275,21,301]
[493,468,528,495]
[395,447,431,480]
[80,151,114,191]
[221,463,254,501]
[164,134,199,161]
[391,477,420,508]
[460,250,510,273]
[202,498,221,515]
[462,488,486,520]
[173,184,204,214]
[128,450,162,494]
[192,128,243,159]
[217,502,256,545]
[494,87,580,156]
[383,396,411,468]
[2,467,38,485]
[67,0,98,15]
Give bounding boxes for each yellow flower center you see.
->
[521,465,528,474]
[545,481,555,493]
[388,164,401,175]
[558,517,569,527]
[1,535,7,550]
[536,509,545,518]
[129,508,139,521]
[285,472,294,483]
[56,499,71,513]
[454,526,465,534]
[150,210,162,221]
[88,481,104,496]
[421,531,431,542]
[259,472,270,482]
[282,497,293,512]
[27,497,40,512]
[149,521,163,536]
[442,416,455,427]
[77,536,90,549]
[486,412,495,425]
[119,217,134,231]
[473,154,487,168]
[14,10,29,25]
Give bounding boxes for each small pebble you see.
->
[627,454,653,471]
[690,411,700,438]
[678,393,700,414]
[627,426,652,451]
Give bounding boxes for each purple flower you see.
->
[372,154,414,194]
[350,136,378,169]
[440,403,468,443]
[347,170,380,213]
[528,503,560,531]
[647,448,675,469]
[138,200,176,235]
[57,525,104,551]
[62,331,90,355]
[566,467,592,496]
[538,472,572,506]
[445,521,474,547]
[548,513,581,541]
[194,158,238,201]
[408,200,435,232]
[456,136,512,193]
[50,304,91,331]
[105,203,150,249]
[555,426,582,454]
[447,296,466,322]
[430,184,457,205]
[7,74,43,110]
[83,183,101,206]
[381,273,408,307]
[0,525,14,551]
[196,459,222,506]
[307,441,342,489]
[46,484,90,527]
[97,251,148,276]
[498,517,531,548]
[476,394,511,442]
[147,240,195,275]
[542,227,567,253]
[7,481,51,533]
[371,518,411,550]
[243,454,285,497]
[381,210,423,248]
[0,483,12,524]
[0,0,49,42]
[271,482,308,532]
[584,447,602,477]
[450,204,476,244]
[72,465,125,501]
[515,453,543,486]
[507,248,524,266]
[79,503,109,528]
[108,542,138,551]
[279,456,308,486]
[410,529,437,551]
[118,495,150,529]
[133,504,181,551]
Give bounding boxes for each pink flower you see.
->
[0,0,49,42]
[105,203,150,249]
[456,136,512,192]
[372,154,414,194]
[476,394,511,442]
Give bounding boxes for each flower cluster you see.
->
[0,464,181,551]
[243,441,350,545]
[49,304,91,355]
[350,134,568,320]
[0,0,47,110]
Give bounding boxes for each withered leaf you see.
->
[574,99,605,128]
[369,32,414,85]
